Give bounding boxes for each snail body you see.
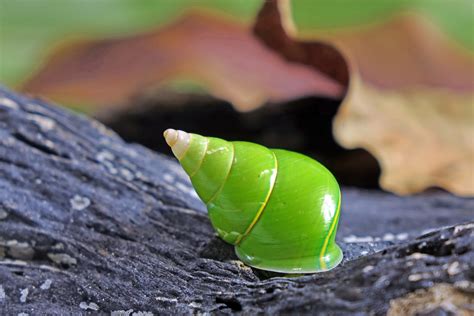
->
[164,129,342,273]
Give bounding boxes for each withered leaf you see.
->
[258,0,474,196]
[22,11,343,111]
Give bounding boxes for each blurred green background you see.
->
[2,0,472,87]
[0,0,262,86]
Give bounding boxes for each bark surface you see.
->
[0,87,472,315]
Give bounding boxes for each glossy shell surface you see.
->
[167,131,342,273]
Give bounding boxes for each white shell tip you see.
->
[163,128,178,146]
[163,129,191,160]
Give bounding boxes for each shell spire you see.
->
[163,129,191,160]
[163,129,234,204]
[163,129,276,245]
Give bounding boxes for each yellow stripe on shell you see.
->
[204,142,235,205]
[188,136,209,176]
[235,151,278,246]
[319,189,341,270]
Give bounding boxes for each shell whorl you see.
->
[164,129,343,273]
[164,129,191,160]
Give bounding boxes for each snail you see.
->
[164,129,342,273]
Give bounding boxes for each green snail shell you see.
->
[164,129,342,274]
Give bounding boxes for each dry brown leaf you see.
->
[258,0,474,196]
[336,74,473,196]
[329,15,474,196]
[21,11,342,112]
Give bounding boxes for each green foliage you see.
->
[0,0,262,85]
[413,0,474,51]
[290,0,405,30]
[289,0,474,51]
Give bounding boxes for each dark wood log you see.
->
[0,87,472,315]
